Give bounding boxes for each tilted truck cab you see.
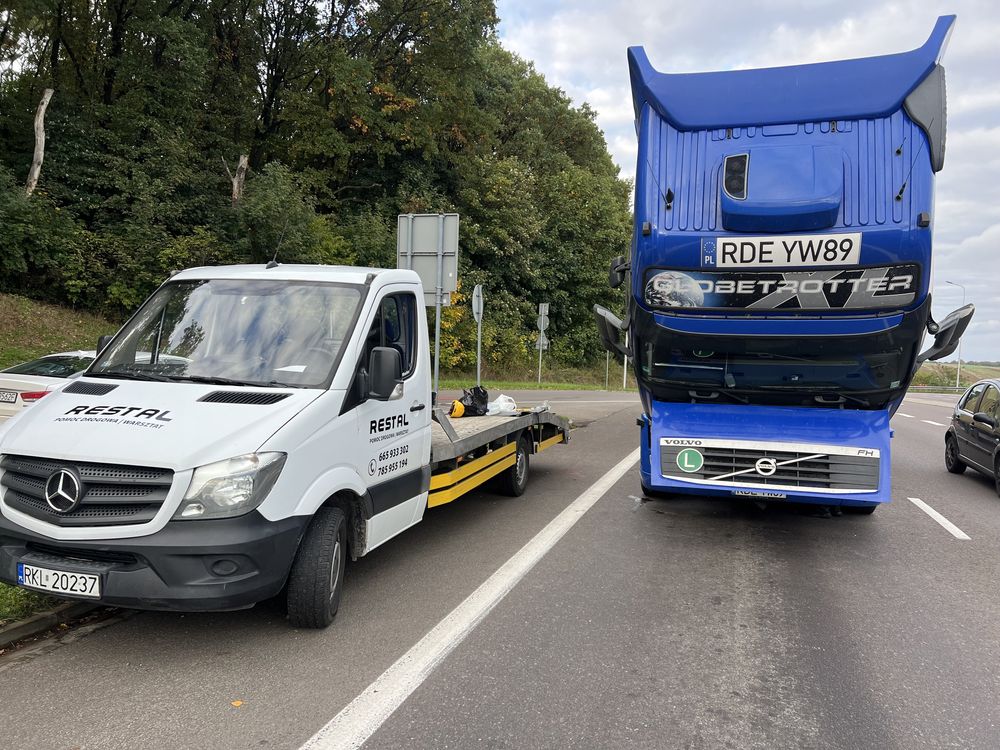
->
[597,15,973,511]
[0,264,567,627]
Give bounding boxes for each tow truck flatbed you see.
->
[428,409,569,507]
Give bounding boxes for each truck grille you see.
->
[659,439,879,493]
[0,454,173,527]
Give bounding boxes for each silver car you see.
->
[0,350,96,422]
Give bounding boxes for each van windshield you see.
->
[89,279,363,388]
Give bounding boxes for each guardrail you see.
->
[909,385,964,393]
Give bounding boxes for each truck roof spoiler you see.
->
[628,15,955,131]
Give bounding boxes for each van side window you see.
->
[360,294,416,379]
[960,383,986,412]
[343,292,418,414]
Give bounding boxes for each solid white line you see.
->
[922,420,946,427]
[526,399,638,404]
[908,497,971,540]
[300,448,642,750]
[897,412,914,418]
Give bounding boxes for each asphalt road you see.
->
[3,390,999,749]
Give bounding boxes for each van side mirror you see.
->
[608,255,629,289]
[368,347,403,401]
[916,304,975,365]
[593,304,629,359]
[97,335,114,354]
[973,412,997,429]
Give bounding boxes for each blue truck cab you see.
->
[595,16,973,511]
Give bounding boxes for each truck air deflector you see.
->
[628,15,955,130]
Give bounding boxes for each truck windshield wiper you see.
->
[756,385,871,407]
[88,369,174,382]
[687,389,749,405]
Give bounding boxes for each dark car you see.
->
[945,379,1000,495]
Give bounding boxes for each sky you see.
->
[497,0,999,362]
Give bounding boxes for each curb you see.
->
[0,601,100,649]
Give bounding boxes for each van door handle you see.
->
[410,403,426,412]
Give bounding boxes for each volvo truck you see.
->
[596,15,973,512]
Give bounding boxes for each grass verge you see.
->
[0,584,56,627]
[0,294,117,370]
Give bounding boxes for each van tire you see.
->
[286,507,347,629]
[498,436,530,497]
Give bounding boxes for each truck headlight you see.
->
[174,453,286,520]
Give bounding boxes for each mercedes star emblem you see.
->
[44,468,84,513]
[754,457,778,477]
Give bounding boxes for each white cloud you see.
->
[498,0,1000,360]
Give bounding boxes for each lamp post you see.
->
[946,280,966,388]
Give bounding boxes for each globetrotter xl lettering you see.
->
[63,405,173,421]
[370,414,410,434]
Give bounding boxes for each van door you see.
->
[349,288,431,550]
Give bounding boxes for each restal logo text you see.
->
[370,414,409,434]
[64,406,173,422]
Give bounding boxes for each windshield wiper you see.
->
[168,374,304,389]
[757,385,871,407]
[88,369,174,383]
[686,389,749,405]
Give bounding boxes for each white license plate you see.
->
[17,562,101,598]
[0,390,17,404]
[707,232,862,268]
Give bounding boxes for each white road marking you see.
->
[897,412,914,418]
[908,497,970,540]
[300,448,642,750]
[922,420,946,427]
[527,399,638,404]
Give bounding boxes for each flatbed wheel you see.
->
[498,435,531,497]
[286,506,347,628]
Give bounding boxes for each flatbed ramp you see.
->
[428,410,569,507]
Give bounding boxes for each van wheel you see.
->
[945,435,966,474]
[499,436,530,497]
[994,458,1000,498]
[287,507,347,629]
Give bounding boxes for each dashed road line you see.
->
[908,497,970,540]
[897,412,914,418]
[922,420,946,427]
[300,448,642,750]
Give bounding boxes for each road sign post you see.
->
[472,284,484,386]
[536,303,549,385]
[397,213,459,398]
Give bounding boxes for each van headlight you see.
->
[174,453,286,520]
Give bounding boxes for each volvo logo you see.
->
[754,458,778,477]
[43,469,83,513]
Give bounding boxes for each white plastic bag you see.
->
[486,394,518,416]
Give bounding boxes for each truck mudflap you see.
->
[0,510,309,612]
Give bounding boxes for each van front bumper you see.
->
[0,511,309,612]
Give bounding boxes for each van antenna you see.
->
[267,216,291,269]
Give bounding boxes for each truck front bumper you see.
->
[0,511,309,612]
